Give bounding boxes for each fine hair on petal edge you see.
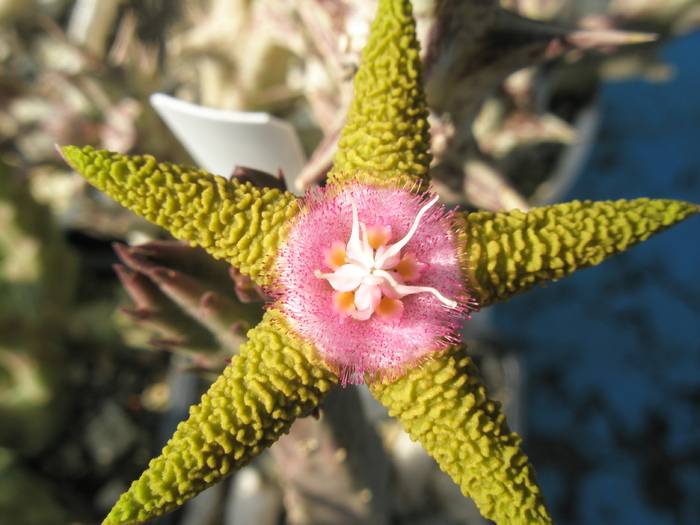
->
[270,178,474,383]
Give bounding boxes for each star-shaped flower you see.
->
[61,1,698,524]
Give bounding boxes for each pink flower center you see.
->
[314,195,457,324]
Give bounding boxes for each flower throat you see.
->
[314,195,457,324]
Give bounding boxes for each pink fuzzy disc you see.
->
[273,182,470,384]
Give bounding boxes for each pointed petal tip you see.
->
[57,144,85,171]
[667,199,700,221]
[54,143,66,159]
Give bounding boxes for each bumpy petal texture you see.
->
[60,146,298,286]
[369,345,552,525]
[104,310,338,525]
[328,0,432,190]
[459,198,699,307]
[274,179,470,382]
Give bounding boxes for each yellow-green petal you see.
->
[328,0,432,190]
[104,310,338,525]
[369,345,552,525]
[459,198,698,307]
[61,146,298,286]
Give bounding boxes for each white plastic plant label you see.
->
[150,93,306,193]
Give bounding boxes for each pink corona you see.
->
[274,182,471,384]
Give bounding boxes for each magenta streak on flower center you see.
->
[314,195,457,323]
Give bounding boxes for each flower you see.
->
[274,182,471,383]
[58,0,699,522]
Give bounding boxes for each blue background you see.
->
[493,30,700,525]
